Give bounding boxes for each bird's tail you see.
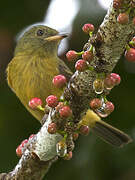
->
[81,110,132,147]
[92,120,132,147]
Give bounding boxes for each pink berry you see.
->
[64,151,73,160]
[82,51,93,62]
[46,95,58,108]
[104,76,116,89]
[53,75,67,88]
[16,145,23,157]
[79,125,90,136]
[125,48,135,62]
[104,73,121,89]
[66,50,78,61]
[75,59,87,72]
[59,106,72,118]
[90,98,102,110]
[110,73,121,85]
[28,134,35,140]
[117,13,129,24]
[113,0,122,9]
[82,23,94,34]
[29,97,42,109]
[21,139,28,147]
[16,138,29,157]
[104,101,114,114]
[95,101,114,118]
[48,123,57,134]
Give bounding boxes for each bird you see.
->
[7,25,132,147]
[7,25,72,121]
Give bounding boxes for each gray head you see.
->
[15,25,67,56]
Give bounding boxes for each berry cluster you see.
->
[66,48,94,72]
[16,134,35,157]
[66,23,95,72]
[113,0,135,25]
[90,98,114,118]
[92,72,121,95]
[65,23,122,141]
[47,104,73,134]
[113,1,135,63]
[104,73,121,90]
[90,73,120,118]
[65,24,99,137]
[29,74,67,106]
[28,73,73,159]
[27,20,128,160]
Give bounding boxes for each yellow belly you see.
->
[7,54,63,121]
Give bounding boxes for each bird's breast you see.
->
[22,56,62,102]
[7,54,63,120]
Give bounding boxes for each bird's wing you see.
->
[58,59,73,81]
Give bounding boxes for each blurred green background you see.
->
[0,0,135,179]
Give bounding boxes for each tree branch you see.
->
[1,1,135,180]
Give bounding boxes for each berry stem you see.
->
[129,41,135,46]
[89,31,93,37]
[125,44,130,50]
[77,51,84,56]
[89,44,93,52]
[37,105,45,111]
[103,95,107,103]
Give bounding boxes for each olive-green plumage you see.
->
[7,25,72,121]
[7,25,132,147]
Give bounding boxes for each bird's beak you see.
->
[45,33,68,41]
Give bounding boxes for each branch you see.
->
[1,1,135,179]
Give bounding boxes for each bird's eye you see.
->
[37,29,44,36]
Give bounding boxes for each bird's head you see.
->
[15,25,68,56]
